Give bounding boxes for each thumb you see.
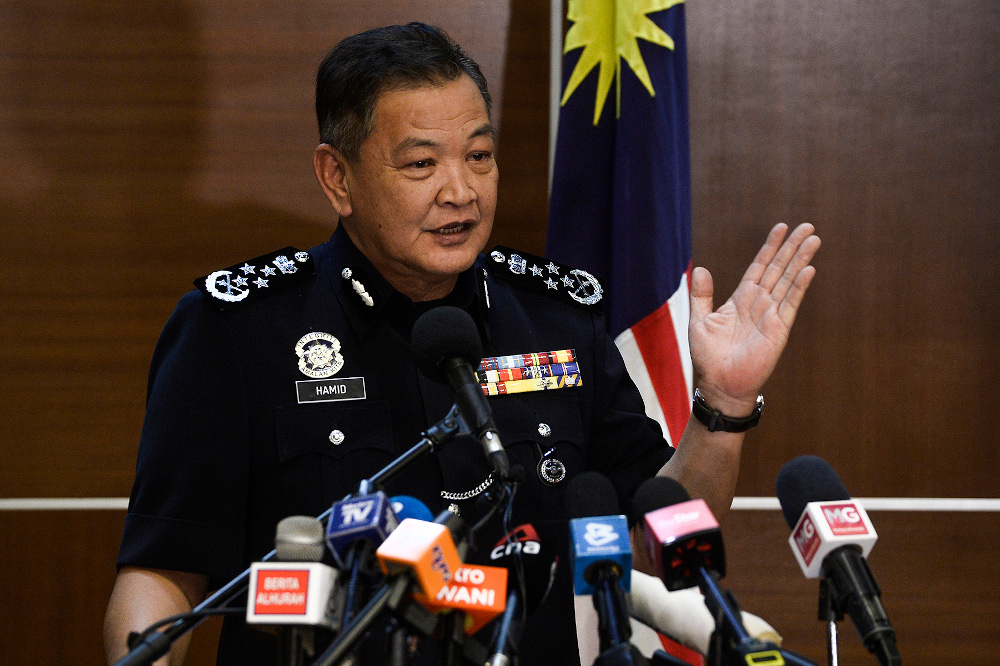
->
[689,266,714,323]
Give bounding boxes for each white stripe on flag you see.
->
[615,327,673,446]
[615,273,692,446]
[666,271,693,399]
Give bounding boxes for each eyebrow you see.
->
[391,123,497,157]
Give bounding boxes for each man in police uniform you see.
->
[105,22,820,665]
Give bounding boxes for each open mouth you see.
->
[433,222,474,235]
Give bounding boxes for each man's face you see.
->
[338,75,497,301]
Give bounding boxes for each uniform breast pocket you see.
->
[490,393,586,519]
[273,400,395,513]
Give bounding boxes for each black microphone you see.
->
[486,520,562,666]
[776,455,901,666]
[412,305,510,479]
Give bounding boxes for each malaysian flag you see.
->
[547,0,693,447]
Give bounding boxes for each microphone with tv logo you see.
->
[776,455,901,666]
[565,472,637,660]
[324,490,399,629]
[246,516,338,666]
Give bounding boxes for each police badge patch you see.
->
[295,332,344,378]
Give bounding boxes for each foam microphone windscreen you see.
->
[565,471,621,519]
[411,306,484,382]
[774,455,852,529]
[275,515,326,562]
[629,477,692,524]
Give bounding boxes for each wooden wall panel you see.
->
[0,0,511,499]
[685,0,1000,498]
[2,0,999,663]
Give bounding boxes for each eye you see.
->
[469,151,491,162]
[409,159,434,169]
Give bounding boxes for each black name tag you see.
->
[296,377,367,403]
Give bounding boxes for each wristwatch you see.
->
[692,388,764,432]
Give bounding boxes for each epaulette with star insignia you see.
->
[486,246,603,311]
[195,247,315,309]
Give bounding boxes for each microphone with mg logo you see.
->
[776,455,901,666]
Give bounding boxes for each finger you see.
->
[757,223,816,292]
[768,233,821,304]
[740,223,789,286]
[689,266,715,323]
[777,264,818,327]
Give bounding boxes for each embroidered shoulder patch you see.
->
[486,246,603,310]
[195,247,314,309]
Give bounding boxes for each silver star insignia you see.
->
[546,262,560,275]
[261,265,277,276]
[544,278,558,290]
[234,276,249,288]
[530,265,544,277]
[240,263,256,275]
[253,277,269,288]
[561,275,575,288]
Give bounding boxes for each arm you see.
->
[659,223,821,519]
[104,566,209,666]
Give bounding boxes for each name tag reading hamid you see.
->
[296,377,366,403]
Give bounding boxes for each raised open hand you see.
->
[688,223,820,414]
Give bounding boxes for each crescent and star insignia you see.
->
[195,247,315,309]
[294,332,345,378]
[485,245,603,311]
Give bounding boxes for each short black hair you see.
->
[315,22,492,161]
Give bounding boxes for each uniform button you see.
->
[537,423,552,438]
[329,430,345,445]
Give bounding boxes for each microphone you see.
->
[315,511,475,666]
[565,472,635,655]
[390,495,435,523]
[486,521,562,666]
[776,455,901,666]
[412,563,508,635]
[412,306,510,479]
[633,477,816,666]
[628,569,782,657]
[375,512,469,601]
[324,490,399,629]
[246,517,339,665]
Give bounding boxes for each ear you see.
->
[313,144,353,218]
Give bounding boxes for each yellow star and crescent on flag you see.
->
[561,0,684,125]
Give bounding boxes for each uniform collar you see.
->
[322,225,490,343]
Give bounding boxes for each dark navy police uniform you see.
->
[118,225,672,664]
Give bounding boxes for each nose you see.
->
[436,163,476,207]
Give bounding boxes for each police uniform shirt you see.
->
[117,224,672,664]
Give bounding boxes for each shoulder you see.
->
[193,247,316,310]
[482,246,604,312]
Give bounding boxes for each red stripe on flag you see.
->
[630,300,690,446]
[657,633,704,666]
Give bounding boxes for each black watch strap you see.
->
[692,388,764,432]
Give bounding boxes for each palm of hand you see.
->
[689,223,820,409]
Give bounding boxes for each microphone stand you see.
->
[819,578,841,666]
[698,567,816,666]
[113,405,468,666]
